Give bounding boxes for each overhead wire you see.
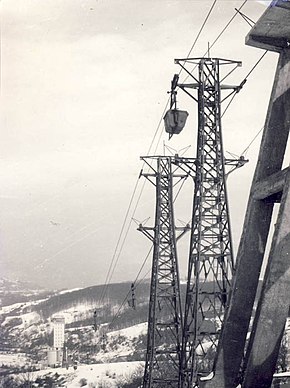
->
[108,246,153,329]
[221,50,268,118]
[207,10,268,161]
[241,126,264,157]
[99,0,224,327]
[99,178,140,302]
[101,179,146,298]
[97,0,217,310]
[101,124,167,300]
[43,1,252,299]
[107,0,273,337]
[98,0,229,303]
[225,125,264,179]
[103,109,193,309]
[135,267,152,288]
[180,0,248,83]
[176,0,265,135]
[244,50,268,80]
[98,0,258,322]
[178,0,218,76]
[108,0,220,289]
[234,7,256,27]
[98,99,170,304]
[207,0,248,55]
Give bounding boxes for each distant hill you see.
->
[0,277,269,377]
[30,281,152,331]
[0,277,53,308]
[0,281,152,367]
[0,278,43,292]
[0,279,192,367]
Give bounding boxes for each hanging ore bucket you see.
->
[164,109,189,135]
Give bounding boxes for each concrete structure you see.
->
[246,0,290,53]
[47,347,63,367]
[46,316,65,367]
[47,348,57,366]
[285,319,290,370]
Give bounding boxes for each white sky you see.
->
[1,0,282,289]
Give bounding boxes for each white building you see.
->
[46,316,66,367]
[52,316,65,349]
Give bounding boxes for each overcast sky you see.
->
[1,0,284,290]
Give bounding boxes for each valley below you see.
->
[0,278,151,387]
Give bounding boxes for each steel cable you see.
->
[98,0,251,311]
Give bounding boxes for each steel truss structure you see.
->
[139,156,192,388]
[175,57,244,387]
[204,4,290,385]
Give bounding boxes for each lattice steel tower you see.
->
[139,156,190,388]
[169,57,245,387]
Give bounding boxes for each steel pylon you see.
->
[139,156,190,388]
[174,57,244,387]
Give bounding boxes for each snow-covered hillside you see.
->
[94,322,147,363]
[1,361,144,387]
[0,281,149,379]
[38,361,142,387]
[0,319,147,387]
[0,277,52,307]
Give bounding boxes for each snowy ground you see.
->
[0,351,28,367]
[108,322,147,340]
[93,322,147,362]
[21,361,144,387]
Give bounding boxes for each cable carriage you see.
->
[128,283,136,310]
[92,310,98,332]
[164,109,189,135]
[164,73,188,137]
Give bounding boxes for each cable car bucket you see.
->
[164,109,188,137]
[164,74,189,139]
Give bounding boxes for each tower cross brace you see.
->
[177,58,241,387]
[140,156,192,388]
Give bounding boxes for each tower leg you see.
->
[141,157,183,388]
[180,58,236,387]
[203,48,290,388]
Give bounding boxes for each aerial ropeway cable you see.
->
[94,0,266,342]
[97,100,170,307]
[96,0,226,307]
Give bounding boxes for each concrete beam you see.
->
[252,166,289,200]
[242,167,290,388]
[246,0,290,52]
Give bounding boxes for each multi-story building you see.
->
[47,316,65,367]
[52,316,65,349]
